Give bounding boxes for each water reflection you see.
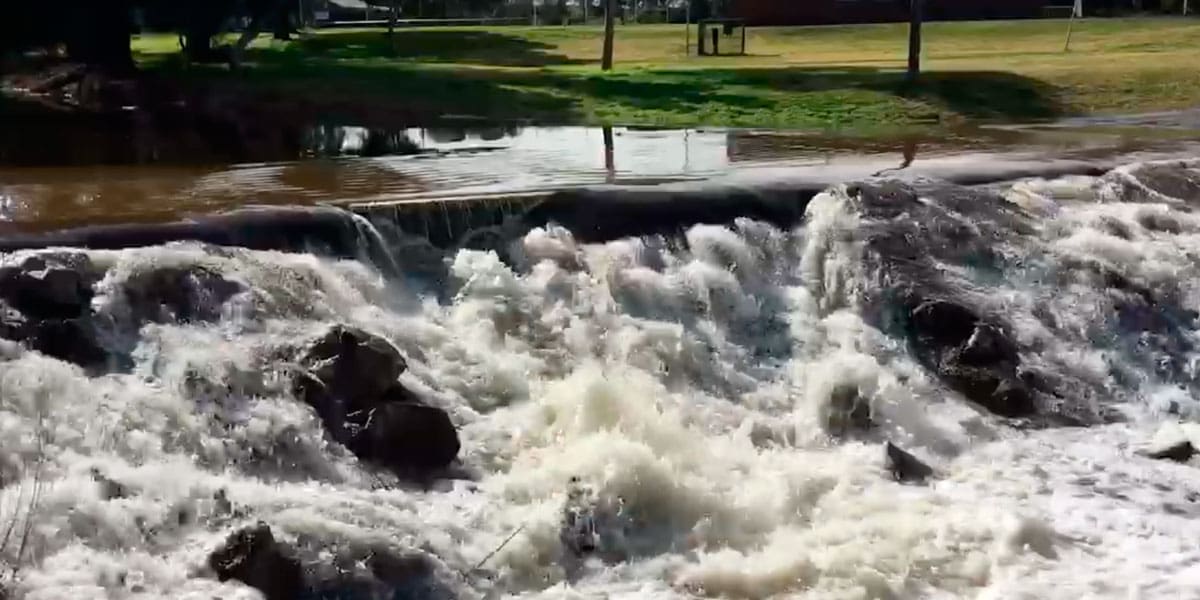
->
[2,113,1199,234]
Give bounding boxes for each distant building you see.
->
[729,0,1052,26]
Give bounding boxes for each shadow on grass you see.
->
[649,67,1067,121]
[144,48,1070,127]
[251,29,590,67]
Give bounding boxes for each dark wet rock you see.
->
[826,384,873,435]
[0,253,112,369]
[121,266,244,323]
[885,442,934,483]
[347,402,461,475]
[0,252,98,319]
[295,325,459,477]
[297,325,408,413]
[1136,210,1182,234]
[843,181,1095,422]
[906,300,1034,418]
[208,523,304,600]
[306,547,452,600]
[1125,162,1200,203]
[1145,440,1196,463]
[0,298,108,368]
[25,317,109,368]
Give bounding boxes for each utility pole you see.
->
[907,0,923,83]
[602,0,616,70]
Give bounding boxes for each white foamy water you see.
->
[3,160,1200,599]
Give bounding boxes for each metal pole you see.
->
[1064,0,1081,52]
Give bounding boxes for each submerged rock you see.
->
[121,265,244,323]
[885,442,934,484]
[1145,440,1197,463]
[838,181,1082,421]
[208,523,304,600]
[1124,161,1200,203]
[825,384,873,436]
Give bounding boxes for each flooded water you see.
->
[4,115,1200,235]
[4,102,1200,599]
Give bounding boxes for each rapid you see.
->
[2,155,1200,599]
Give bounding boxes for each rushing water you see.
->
[3,117,1200,598]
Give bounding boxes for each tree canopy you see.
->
[1,0,301,70]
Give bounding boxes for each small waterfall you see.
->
[0,158,1199,598]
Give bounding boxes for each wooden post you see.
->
[602,0,616,70]
[907,0,923,83]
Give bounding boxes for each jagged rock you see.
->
[297,325,408,413]
[885,442,933,483]
[0,297,108,369]
[0,254,111,369]
[0,253,98,319]
[843,181,1064,421]
[347,402,461,475]
[121,266,244,323]
[906,300,1034,418]
[208,523,304,600]
[295,326,459,477]
[1145,440,1196,463]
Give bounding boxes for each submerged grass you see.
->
[133,18,1200,128]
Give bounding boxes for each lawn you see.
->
[132,18,1200,129]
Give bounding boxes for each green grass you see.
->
[132,18,1200,129]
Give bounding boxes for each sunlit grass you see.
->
[131,18,1200,128]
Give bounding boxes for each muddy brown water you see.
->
[3,107,1200,236]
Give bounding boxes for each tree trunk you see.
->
[272,0,296,40]
[602,0,616,70]
[67,0,134,71]
[388,0,399,54]
[907,0,923,83]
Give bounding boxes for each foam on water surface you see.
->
[2,160,1200,599]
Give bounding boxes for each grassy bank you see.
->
[133,18,1200,128]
